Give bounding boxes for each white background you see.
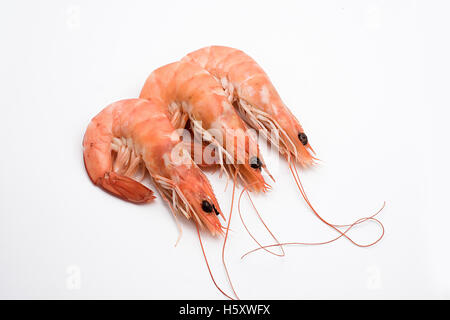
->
[1,0,449,299]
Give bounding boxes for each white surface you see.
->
[1,0,449,299]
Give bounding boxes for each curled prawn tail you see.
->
[95,171,155,204]
[82,101,155,204]
[83,143,155,204]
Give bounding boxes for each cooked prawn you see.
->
[83,98,242,299]
[140,61,272,192]
[182,45,315,167]
[83,98,225,236]
[183,46,385,250]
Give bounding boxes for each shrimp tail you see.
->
[96,171,155,204]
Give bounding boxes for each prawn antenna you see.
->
[241,202,385,258]
[288,159,385,248]
[196,223,235,300]
[221,171,240,300]
[238,183,285,257]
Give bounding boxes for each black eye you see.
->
[298,132,308,146]
[201,200,213,213]
[249,156,262,169]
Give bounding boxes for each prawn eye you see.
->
[298,132,308,146]
[250,156,262,170]
[201,200,213,213]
